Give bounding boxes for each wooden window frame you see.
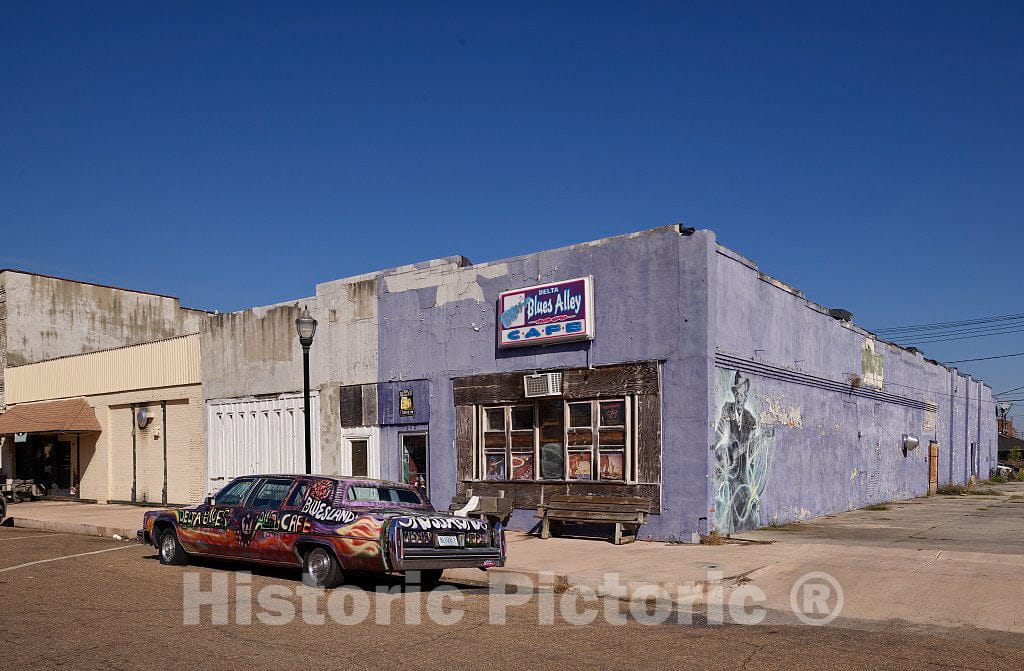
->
[475,397,634,483]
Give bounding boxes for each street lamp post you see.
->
[295,306,318,474]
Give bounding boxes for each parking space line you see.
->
[0,533,67,541]
[0,544,138,572]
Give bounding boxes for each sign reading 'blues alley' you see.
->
[497,276,595,347]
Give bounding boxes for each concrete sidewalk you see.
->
[2,500,158,539]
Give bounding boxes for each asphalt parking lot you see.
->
[1,527,1022,670]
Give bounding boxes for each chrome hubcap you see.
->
[161,535,175,560]
[308,549,331,584]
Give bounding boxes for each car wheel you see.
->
[158,528,188,566]
[302,547,344,588]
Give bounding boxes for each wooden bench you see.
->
[536,494,651,544]
[448,490,514,527]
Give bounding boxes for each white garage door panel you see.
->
[206,393,320,496]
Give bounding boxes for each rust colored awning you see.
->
[0,398,101,434]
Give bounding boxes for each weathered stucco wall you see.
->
[200,299,324,401]
[374,226,715,540]
[1,271,207,368]
[314,273,382,475]
[711,246,997,532]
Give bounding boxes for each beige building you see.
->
[0,334,205,504]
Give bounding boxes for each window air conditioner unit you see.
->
[524,372,562,398]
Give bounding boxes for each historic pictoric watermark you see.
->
[182,570,844,627]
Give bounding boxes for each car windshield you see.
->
[348,485,424,505]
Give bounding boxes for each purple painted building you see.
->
[227,225,997,541]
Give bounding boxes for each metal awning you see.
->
[0,398,101,434]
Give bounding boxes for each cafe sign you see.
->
[497,276,595,347]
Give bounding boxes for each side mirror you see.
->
[205,496,214,507]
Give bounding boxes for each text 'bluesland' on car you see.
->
[138,475,506,588]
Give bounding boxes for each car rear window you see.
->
[348,485,422,505]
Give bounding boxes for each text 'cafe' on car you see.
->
[206,225,996,541]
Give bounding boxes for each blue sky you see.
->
[2,2,1021,418]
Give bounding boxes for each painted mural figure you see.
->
[713,371,772,533]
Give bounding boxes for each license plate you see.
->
[436,535,459,547]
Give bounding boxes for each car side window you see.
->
[214,479,254,507]
[250,479,294,510]
[284,480,309,508]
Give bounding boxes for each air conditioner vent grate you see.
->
[524,372,562,398]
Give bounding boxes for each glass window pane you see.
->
[511,431,534,449]
[252,479,293,509]
[511,405,534,431]
[215,479,253,506]
[484,432,508,449]
[351,440,369,477]
[598,428,625,447]
[485,408,505,432]
[567,451,593,480]
[538,399,563,480]
[285,481,309,507]
[511,452,535,480]
[599,451,625,481]
[567,429,593,447]
[568,402,591,428]
[402,434,427,491]
[485,453,506,480]
[599,400,626,427]
[540,443,564,480]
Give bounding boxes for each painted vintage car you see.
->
[138,475,506,588]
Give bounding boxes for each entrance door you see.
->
[54,441,72,491]
[928,441,939,495]
[400,432,428,495]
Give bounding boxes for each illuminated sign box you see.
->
[497,276,595,348]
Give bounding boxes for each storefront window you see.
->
[477,398,631,482]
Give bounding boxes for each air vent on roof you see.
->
[524,372,562,398]
[828,308,854,322]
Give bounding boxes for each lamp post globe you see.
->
[295,307,317,347]
[295,306,318,474]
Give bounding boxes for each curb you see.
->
[11,516,138,541]
[451,566,717,605]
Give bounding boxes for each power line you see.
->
[945,351,1024,364]
[873,311,1024,335]
[904,326,1024,345]
[895,321,1024,341]
[996,385,1024,396]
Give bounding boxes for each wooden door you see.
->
[928,441,939,495]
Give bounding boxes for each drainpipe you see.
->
[130,404,137,503]
[161,400,168,505]
[947,372,955,484]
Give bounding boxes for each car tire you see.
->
[302,547,344,588]
[158,528,188,566]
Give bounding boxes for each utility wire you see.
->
[904,326,1024,345]
[945,351,1024,364]
[996,385,1024,396]
[873,311,1024,334]
[894,321,1024,341]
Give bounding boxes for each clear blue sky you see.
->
[2,2,1021,418]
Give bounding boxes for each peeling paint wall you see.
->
[713,247,998,527]
[375,226,716,540]
[314,273,382,475]
[0,270,208,408]
[200,300,323,401]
